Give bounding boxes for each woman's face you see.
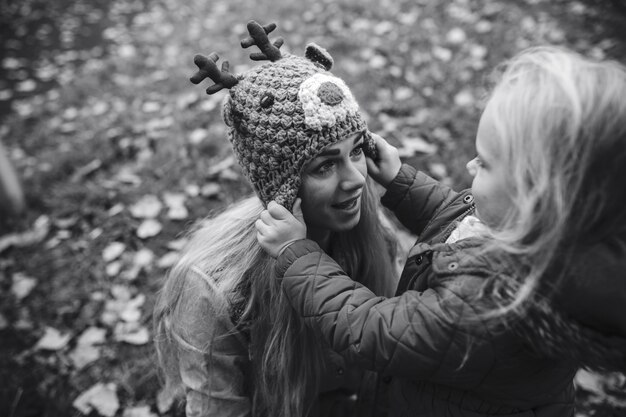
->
[299,131,367,237]
[466,98,514,228]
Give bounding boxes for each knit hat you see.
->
[190,20,377,210]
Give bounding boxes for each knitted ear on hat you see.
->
[305,43,333,70]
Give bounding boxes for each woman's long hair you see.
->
[476,46,626,319]
[154,179,397,417]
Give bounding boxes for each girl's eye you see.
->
[473,156,484,167]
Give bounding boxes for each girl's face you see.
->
[299,131,367,239]
[466,99,514,228]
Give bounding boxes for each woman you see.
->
[153,21,397,417]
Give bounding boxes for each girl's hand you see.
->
[256,198,307,258]
[366,133,401,188]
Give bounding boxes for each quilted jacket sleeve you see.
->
[381,163,458,236]
[178,268,252,417]
[277,240,495,389]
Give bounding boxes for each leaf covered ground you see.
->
[1,0,625,415]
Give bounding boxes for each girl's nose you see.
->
[466,158,478,177]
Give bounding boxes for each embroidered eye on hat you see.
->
[190,20,377,210]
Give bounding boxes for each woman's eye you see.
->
[315,161,335,175]
[350,145,364,158]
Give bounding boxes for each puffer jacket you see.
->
[275,164,579,416]
[177,265,376,417]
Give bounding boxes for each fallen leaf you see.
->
[35,326,71,351]
[14,101,34,117]
[432,46,453,62]
[454,90,475,107]
[69,343,101,369]
[166,238,188,251]
[428,162,448,180]
[73,383,120,417]
[106,261,123,277]
[123,405,158,417]
[54,216,79,229]
[368,54,387,69]
[164,192,188,220]
[446,27,467,44]
[115,169,142,186]
[16,79,37,93]
[111,285,132,301]
[136,219,162,239]
[63,107,78,120]
[103,242,126,262]
[184,184,200,197]
[11,273,37,300]
[393,86,414,101]
[77,326,107,346]
[2,57,23,70]
[142,101,161,113]
[71,159,102,182]
[101,286,137,325]
[0,313,8,330]
[189,128,208,144]
[107,203,125,216]
[91,101,110,116]
[475,20,493,33]
[133,248,155,269]
[119,294,145,323]
[167,205,188,220]
[219,167,240,181]
[397,137,438,158]
[145,116,174,131]
[200,96,220,112]
[156,386,176,414]
[130,195,163,219]
[206,156,235,177]
[114,322,150,345]
[201,182,221,198]
[156,251,180,269]
[0,215,50,254]
[0,89,13,100]
[90,228,104,240]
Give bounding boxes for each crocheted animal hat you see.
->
[190,20,377,210]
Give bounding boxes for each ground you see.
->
[1,0,625,416]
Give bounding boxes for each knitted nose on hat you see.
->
[318,82,344,105]
[298,73,360,133]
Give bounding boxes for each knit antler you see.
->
[190,52,239,95]
[240,20,283,62]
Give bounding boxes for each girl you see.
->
[153,21,397,417]
[256,46,626,416]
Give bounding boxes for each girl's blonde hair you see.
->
[154,179,397,417]
[482,46,626,316]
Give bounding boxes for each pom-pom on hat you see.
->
[190,20,377,210]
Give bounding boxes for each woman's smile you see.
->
[332,194,361,211]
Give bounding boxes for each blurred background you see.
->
[1,0,625,415]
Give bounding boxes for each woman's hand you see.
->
[256,198,307,258]
[366,133,401,188]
